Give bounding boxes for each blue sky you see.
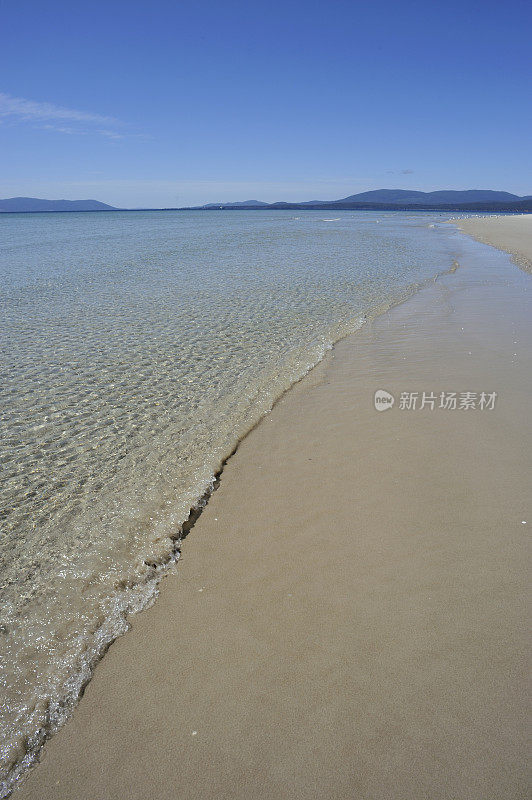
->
[1,0,531,207]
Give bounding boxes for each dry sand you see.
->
[455,213,532,272]
[14,218,532,799]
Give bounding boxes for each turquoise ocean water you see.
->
[0,209,461,794]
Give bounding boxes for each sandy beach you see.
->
[454,214,532,272]
[14,217,531,800]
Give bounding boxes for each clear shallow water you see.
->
[0,209,459,794]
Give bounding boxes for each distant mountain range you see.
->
[203,200,269,208]
[193,189,532,212]
[1,191,531,214]
[0,197,116,213]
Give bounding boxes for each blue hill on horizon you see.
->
[194,188,531,212]
[0,197,117,212]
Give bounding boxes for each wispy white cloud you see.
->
[0,92,122,138]
[0,92,116,124]
[39,123,124,139]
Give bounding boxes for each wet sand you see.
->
[15,221,532,799]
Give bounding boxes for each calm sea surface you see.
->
[0,209,460,793]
